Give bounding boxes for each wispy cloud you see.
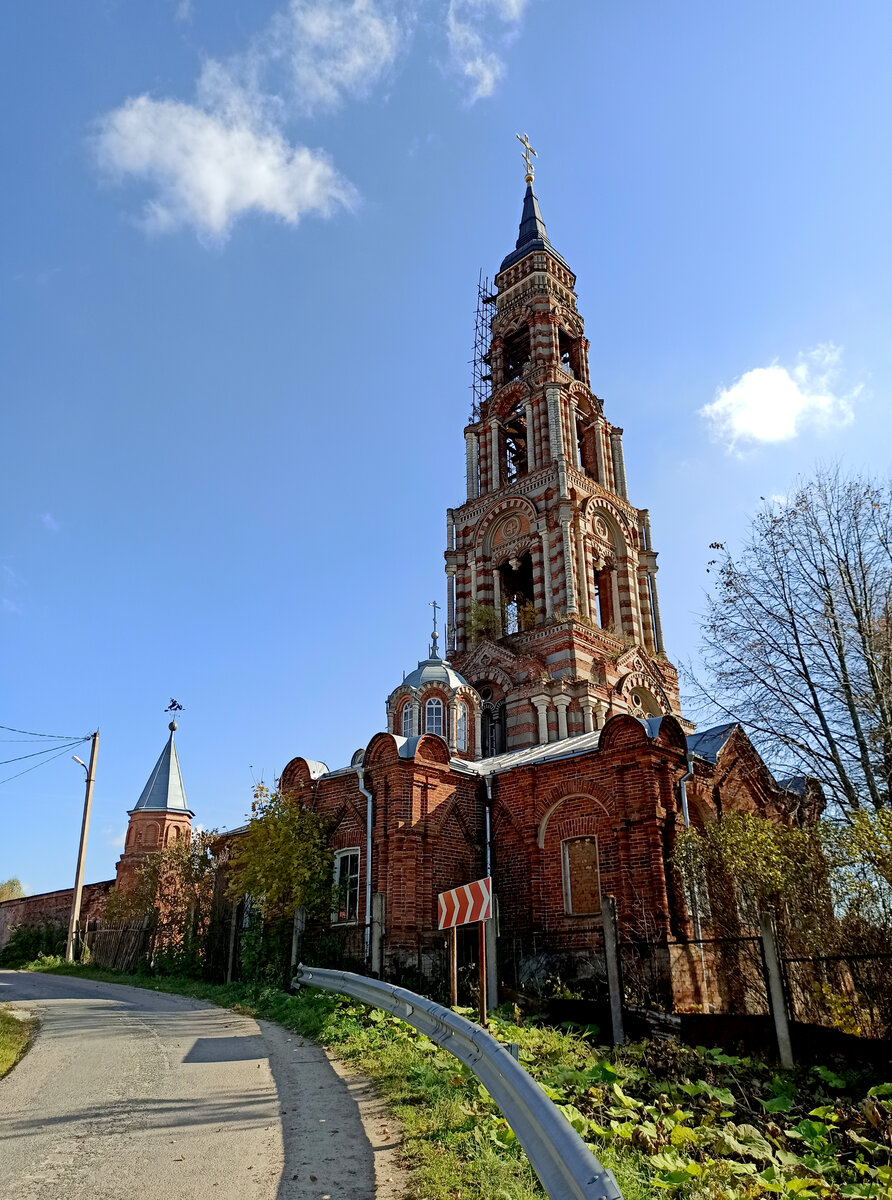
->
[446,0,530,101]
[40,512,60,533]
[2,597,22,616]
[97,0,528,240]
[700,344,862,452]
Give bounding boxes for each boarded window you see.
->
[562,837,601,915]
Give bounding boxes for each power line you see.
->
[0,723,90,740]
[0,742,89,787]
[0,740,87,767]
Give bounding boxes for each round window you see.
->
[478,685,493,702]
[632,693,642,708]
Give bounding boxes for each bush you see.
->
[0,922,66,967]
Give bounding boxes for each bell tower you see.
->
[444,142,684,754]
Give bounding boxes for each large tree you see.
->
[697,465,892,814]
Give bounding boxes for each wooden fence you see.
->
[79,919,154,972]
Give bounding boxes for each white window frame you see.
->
[332,847,361,924]
[425,697,443,736]
[401,702,414,738]
[456,701,468,752]
[561,836,601,916]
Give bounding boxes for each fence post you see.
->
[226,901,239,984]
[602,895,625,1045]
[486,893,499,1011]
[371,893,385,976]
[290,905,306,979]
[759,911,794,1068]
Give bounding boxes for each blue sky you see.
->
[3,1,891,896]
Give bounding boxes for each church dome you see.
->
[402,654,470,692]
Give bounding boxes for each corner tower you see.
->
[444,148,683,755]
[116,720,193,888]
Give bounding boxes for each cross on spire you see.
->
[516,132,537,184]
[429,600,441,658]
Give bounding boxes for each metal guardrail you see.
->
[295,964,623,1200]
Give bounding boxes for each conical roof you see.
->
[130,722,192,815]
[499,183,571,274]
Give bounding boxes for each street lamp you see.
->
[65,732,100,962]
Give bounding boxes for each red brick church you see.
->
[108,163,819,1004]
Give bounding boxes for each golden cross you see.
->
[516,132,537,183]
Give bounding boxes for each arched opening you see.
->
[629,686,661,718]
[424,697,444,736]
[503,405,527,482]
[558,328,584,379]
[475,684,507,758]
[503,325,530,382]
[401,701,414,738]
[499,552,535,634]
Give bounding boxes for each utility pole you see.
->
[66,730,99,962]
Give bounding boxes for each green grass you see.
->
[23,960,892,1199]
[0,1007,36,1078]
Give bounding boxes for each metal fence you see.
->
[782,950,892,1040]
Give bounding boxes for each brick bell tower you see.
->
[445,139,685,756]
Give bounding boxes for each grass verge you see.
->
[0,1007,36,1079]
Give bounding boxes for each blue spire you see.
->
[499,183,571,274]
[130,721,193,815]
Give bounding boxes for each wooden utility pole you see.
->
[66,731,99,962]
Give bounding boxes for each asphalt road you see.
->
[0,971,405,1200]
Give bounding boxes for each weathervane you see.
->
[164,698,184,732]
[516,132,537,184]
[429,600,441,658]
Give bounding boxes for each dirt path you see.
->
[0,970,407,1200]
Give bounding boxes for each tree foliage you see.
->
[105,830,229,974]
[675,814,832,947]
[226,785,333,922]
[697,466,892,814]
[0,878,24,902]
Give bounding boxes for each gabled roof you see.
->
[686,722,738,764]
[130,722,193,815]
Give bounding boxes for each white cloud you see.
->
[446,0,530,101]
[95,0,402,240]
[40,512,60,533]
[96,94,355,240]
[700,344,861,451]
[97,0,525,239]
[2,597,22,616]
[270,0,402,112]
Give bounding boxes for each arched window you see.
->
[503,325,530,383]
[456,701,468,752]
[425,697,443,736]
[401,702,414,738]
